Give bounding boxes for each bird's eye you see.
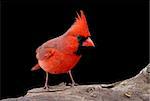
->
[77,36,88,43]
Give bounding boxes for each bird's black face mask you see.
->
[75,35,94,55]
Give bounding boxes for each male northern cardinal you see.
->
[31,10,95,90]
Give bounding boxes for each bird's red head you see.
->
[66,10,95,47]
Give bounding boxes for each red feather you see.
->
[32,10,94,74]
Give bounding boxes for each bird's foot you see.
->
[42,83,70,92]
[68,82,78,87]
[43,85,50,91]
[28,86,50,93]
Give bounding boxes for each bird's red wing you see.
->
[36,47,56,60]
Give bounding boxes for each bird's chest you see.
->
[39,51,81,74]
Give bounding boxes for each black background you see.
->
[1,0,149,99]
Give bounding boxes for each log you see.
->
[1,63,150,101]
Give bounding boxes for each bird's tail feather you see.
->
[31,63,40,71]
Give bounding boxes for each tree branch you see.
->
[2,63,150,101]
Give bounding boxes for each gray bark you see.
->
[1,63,150,101]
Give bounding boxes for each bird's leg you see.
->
[43,72,49,90]
[68,70,77,87]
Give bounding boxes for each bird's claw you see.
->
[43,85,50,91]
[68,83,78,87]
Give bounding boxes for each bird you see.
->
[31,10,95,90]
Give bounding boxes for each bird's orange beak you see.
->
[82,37,95,47]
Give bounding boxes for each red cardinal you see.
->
[31,10,95,90]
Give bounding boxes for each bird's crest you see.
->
[66,10,91,37]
